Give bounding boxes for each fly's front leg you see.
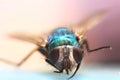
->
[38,47,64,73]
[69,62,81,79]
[79,37,111,53]
[38,46,48,57]
[45,59,63,73]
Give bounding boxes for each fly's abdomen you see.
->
[47,27,79,51]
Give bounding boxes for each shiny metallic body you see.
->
[47,27,79,51]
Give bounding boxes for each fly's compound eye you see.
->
[49,48,59,64]
[73,47,83,64]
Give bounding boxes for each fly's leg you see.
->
[54,70,63,73]
[38,46,48,57]
[79,38,111,52]
[45,59,63,73]
[0,46,48,66]
[68,62,81,79]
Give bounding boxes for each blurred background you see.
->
[0,0,120,80]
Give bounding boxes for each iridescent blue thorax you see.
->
[47,27,79,51]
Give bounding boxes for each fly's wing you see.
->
[72,10,108,38]
[9,10,107,46]
[9,32,46,46]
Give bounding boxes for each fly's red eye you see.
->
[73,47,83,64]
[49,48,59,64]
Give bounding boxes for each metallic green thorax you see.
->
[47,27,79,51]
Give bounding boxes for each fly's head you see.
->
[48,45,83,74]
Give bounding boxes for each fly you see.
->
[0,10,111,79]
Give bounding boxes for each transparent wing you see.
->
[71,10,108,37]
[8,10,107,46]
[9,32,46,46]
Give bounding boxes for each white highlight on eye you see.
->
[69,47,77,68]
[58,47,64,62]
